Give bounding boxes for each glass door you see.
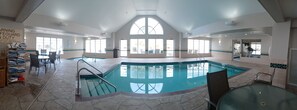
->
[166,40,174,57]
[120,40,127,57]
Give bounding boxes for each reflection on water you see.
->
[104,62,246,94]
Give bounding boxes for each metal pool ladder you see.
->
[196,53,205,61]
[76,59,117,96]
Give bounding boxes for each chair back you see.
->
[30,54,39,67]
[207,69,230,106]
[35,50,39,56]
[41,49,47,54]
[49,52,56,63]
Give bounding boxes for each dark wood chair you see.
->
[40,49,47,56]
[254,63,287,85]
[48,52,56,69]
[35,50,39,56]
[29,54,46,75]
[205,69,230,110]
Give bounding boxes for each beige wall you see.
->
[270,21,291,64]
[0,18,24,43]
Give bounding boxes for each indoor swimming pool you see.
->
[80,61,248,97]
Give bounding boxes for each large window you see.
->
[130,17,163,35]
[251,42,261,55]
[130,39,145,54]
[130,18,146,35]
[85,39,106,53]
[148,18,164,35]
[36,37,63,54]
[148,39,163,54]
[188,39,210,54]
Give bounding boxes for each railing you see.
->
[76,68,117,96]
[76,59,117,96]
[77,59,103,75]
[196,54,205,61]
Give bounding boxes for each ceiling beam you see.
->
[0,15,15,21]
[15,0,45,23]
[258,0,285,22]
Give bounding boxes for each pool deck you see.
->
[1,57,287,110]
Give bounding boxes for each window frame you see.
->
[36,37,63,54]
[130,17,164,35]
[130,39,146,54]
[148,39,164,54]
[187,39,210,54]
[85,39,106,53]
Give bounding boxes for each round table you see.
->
[217,84,297,110]
[38,56,49,60]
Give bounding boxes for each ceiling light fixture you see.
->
[225,20,237,26]
[185,32,192,36]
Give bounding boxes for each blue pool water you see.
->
[80,61,248,96]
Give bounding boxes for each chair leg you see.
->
[29,66,32,73]
[45,65,47,73]
[54,64,56,70]
[37,68,39,76]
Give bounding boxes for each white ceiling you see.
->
[0,0,24,18]
[30,0,267,33]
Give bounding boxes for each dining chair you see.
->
[205,69,230,110]
[48,52,56,69]
[56,50,61,63]
[29,54,46,75]
[40,49,47,56]
[35,50,39,56]
[254,63,287,85]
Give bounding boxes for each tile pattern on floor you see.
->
[28,58,281,110]
[0,63,56,110]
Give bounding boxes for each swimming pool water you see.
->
[81,61,248,95]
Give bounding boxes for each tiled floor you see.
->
[0,58,289,110]
[0,64,56,110]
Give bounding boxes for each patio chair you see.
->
[254,63,287,85]
[56,50,61,63]
[40,49,47,56]
[35,50,39,56]
[48,52,57,69]
[29,54,46,75]
[205,69,230,110]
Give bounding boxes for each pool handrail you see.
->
[77,59,103,75]
[76,67,117,96]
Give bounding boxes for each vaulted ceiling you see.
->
[2,0,297,36]
[27,0,267,34]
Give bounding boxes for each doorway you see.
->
[120,40,127,57]
[166,40,174,57]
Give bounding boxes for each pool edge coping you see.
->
[76,60,251,101]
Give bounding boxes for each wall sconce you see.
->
[219,39,222,46]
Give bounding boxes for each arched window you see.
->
[130,18,146,35]
[129,17,164,35]
[148,18,163,35]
